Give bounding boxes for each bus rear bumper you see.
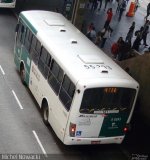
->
[0,3,15,8]
[63,136,125,145]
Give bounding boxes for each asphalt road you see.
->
[0,8,149,160]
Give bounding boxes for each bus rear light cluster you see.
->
[123,124,131,133]
[69,122,76,137]
[123,127,128,133]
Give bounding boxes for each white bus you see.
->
[14,10,139,145]
[0,0,16,8]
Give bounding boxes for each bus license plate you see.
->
[91,141,101,144]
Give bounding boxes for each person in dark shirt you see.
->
[125,22,135,44]
[104,0,109,11]
[132,26,144,51]
[145,3,150,21]
[142,25,149,46]
[118,0,127,21]
[118,38,131,61]
[98,0,103,10]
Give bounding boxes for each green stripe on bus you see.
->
[14,44,31,86]
[21,47,31,86]
[20,13,37,35]
[99,113,128,137]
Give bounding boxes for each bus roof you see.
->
[20,11,137,86]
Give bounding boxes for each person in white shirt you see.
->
[100,26,111,48]
[90,27,97,42]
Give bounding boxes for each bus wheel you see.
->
[42,102,49,126]
[20,63,25,84]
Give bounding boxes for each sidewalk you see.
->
[83,0,150,57]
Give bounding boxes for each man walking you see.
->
[125,22,135,44]
[116,0,123,13]
[98,0,103,10]
[145,3,150,21]
[104,0,109,11]
[132,27,144,51]
[118,0,127,21]
[142,26,149,46]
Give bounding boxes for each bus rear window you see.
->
[80,88,136,114]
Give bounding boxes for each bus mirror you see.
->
[15,24,19,33]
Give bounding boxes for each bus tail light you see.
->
[69,122,76,137]
[123,127,128,133]
[123,124,131,133]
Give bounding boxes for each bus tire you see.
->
[20,63,26,85]
[42,101,49,126]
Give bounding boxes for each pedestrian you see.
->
[111,41,119,59]
[104,8,113,29]
[116,0,123,13]
[118,41,131,61]
[117,36,124,45]
[100,26,111,48]
[91,0,98,12]
[87,0,92,9]
[117,37,125,60]
[87,22,94,33]
[132,27,144,51]
[95,31,102,46]
[134,0,139,12]
[86,26,96,42]
[142,25,149,47]
[125,22,135,44]
[90,27,97,42]
[145,3,150,21]
[143,20,150,31]
[118,0,127,21]
[104,0,109,11]
[97,0,103,10]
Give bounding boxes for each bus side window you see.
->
[48,60,64,95]
[59,75,75,111]
[24,28,33,52]
[15,23,19,33]
[38,47,51,78]
[16,22,24,44]
[16,23,21,43]
[35,40,41,54]
[30,36,41,64]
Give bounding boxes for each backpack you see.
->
[111,43,119,55]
